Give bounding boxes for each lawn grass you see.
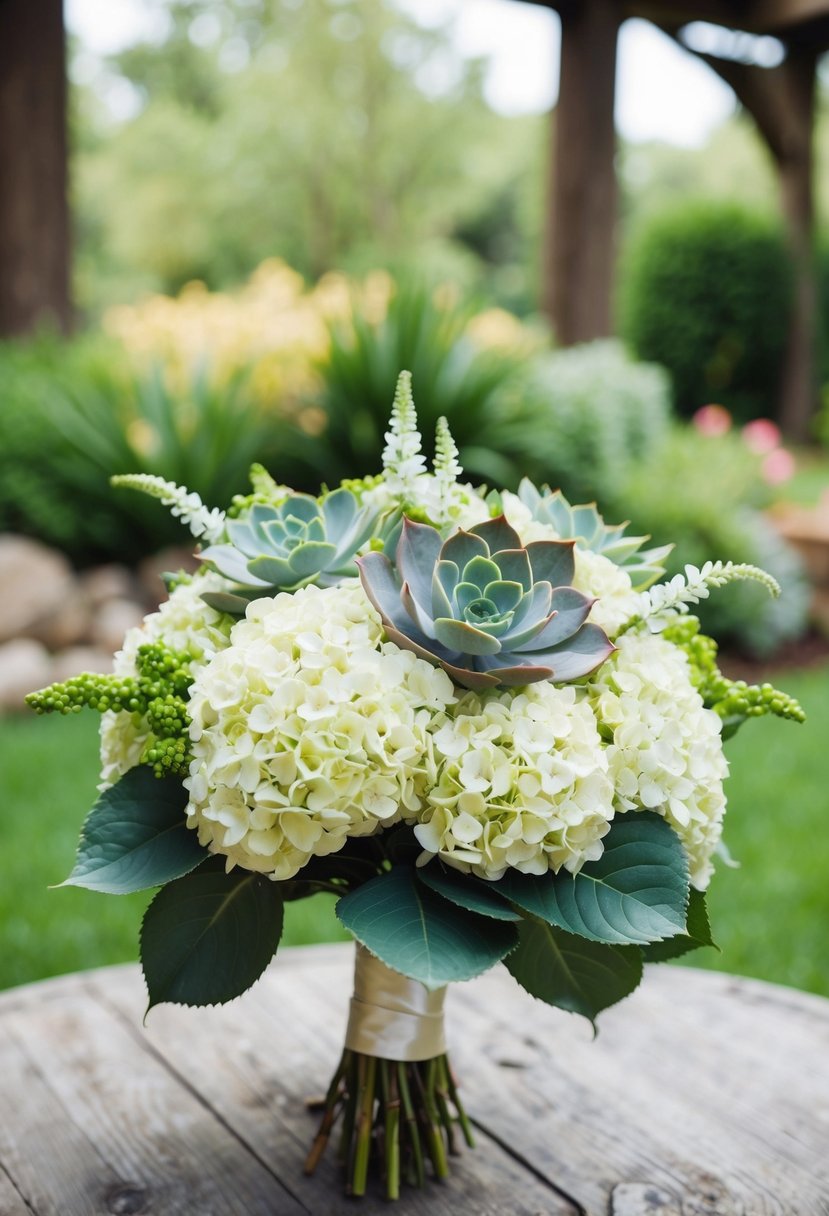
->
[0,665,826,996]
[0,713,347,991]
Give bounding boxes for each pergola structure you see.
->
[0,0,827,435]
[532,0,829,438]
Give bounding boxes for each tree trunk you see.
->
[0,0,71,336]
[544,0,620,345]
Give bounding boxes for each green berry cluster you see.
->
[228,463,290,518]
[26,641,197,779]
[26,672,143,716]
[663,616,805,733]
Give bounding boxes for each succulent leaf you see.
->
[357,515,613,689]
[518,479,672,591]
[201,489,381,614]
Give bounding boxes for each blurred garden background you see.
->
[0,0,828,997]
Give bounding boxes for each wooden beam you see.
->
[544,0,620,344]
[530,0,829,36]
[0,0,71,336]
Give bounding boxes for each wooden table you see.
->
[0,944,827,1215]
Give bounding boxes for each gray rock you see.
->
[91,599,146,654]
[51,646,114,682]
[27,583,92,651]
[0,638,53,711]
[0,536,75,645]
[80,564,138,608]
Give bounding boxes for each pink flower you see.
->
[761,448,795,485]
[743,419,781,454]
[693,404,732,436]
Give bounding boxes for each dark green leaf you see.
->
[417,865,521,922]
[336,867,518,989]
[643,888,717,962]
[504,919,643,1024]
[61,767,204,895]
[141,859,284,1009]
[499,813,689,945]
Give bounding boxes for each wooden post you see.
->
[0,0,71,336]
[544,0,621,345]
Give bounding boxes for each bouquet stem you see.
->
[305,1048,474,1199]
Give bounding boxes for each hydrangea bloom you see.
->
[99,571,234,787]
[415,683,614,880]
[587,630,728,889]
[184,583,456,880]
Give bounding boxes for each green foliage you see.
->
[335,868,518,989]
[643,890,716,963]
[503,340,672,505]
[416,866,520,922]
[141,858,285,1009]
[61,767,203,895]
[0,334,280,565]
[498,814,690,946]
[504,920,643,1024]
[610,426,810,655]
[620,202,793,423]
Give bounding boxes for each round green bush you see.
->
[620,203,793,424]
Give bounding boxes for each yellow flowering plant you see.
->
[27,372,803,1200]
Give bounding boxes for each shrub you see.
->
[0,334,280,565]
[609,426,809,655]
[497,340,671,505]
[620,202,793,424]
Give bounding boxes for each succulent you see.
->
[517,478,672,591]
[358,515,614,689]
[200,488,380,614]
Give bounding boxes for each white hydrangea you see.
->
[501,489,557,544]
[415,683,614,881]
[587,630,728,889]
[99,570,234,788]
[571,547,639,637]
[502,490,637,637]
[184,582,457,880]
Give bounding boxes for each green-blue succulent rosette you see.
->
[358,515,614,689]
[25,370,803,1033]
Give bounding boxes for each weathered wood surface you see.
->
[0,946,827,1215]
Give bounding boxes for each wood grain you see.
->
[0,947,827,1215]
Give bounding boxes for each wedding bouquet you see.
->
[28,372,804,1199]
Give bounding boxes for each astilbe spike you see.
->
[381,370,427,498]
[433,416,462,522]
[110,473,226,542]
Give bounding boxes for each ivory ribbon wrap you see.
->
[344,945,447,1062]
